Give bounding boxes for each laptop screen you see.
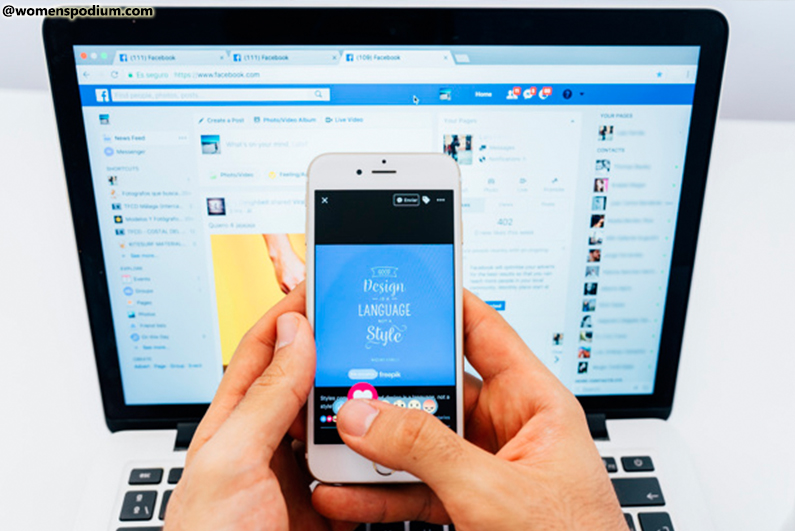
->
[72,45,699,405]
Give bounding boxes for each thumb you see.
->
[336,399,490,493]
[216,312,315,459]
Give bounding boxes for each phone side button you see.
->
[373,462,394,476]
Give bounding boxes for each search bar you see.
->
[109,87,330,102]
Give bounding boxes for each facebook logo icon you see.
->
[119,53,127,62]
[95,89,110,103]
[345,53,354,62]
[233,53,241,62]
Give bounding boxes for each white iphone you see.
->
[305,153,464,484]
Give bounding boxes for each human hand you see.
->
[163,285,334,531]
[313,290,626,531]
[263,234,306,294]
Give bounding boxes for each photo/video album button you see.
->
[373,462,394,476]
[348,368,378,380]
[393,193,420,206]
[347,381,378,400]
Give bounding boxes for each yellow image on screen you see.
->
[211,233,306,366]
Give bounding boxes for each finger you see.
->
[187,284,306,463]
[463,371,482,418]
[336,399,493,496]
[269,438,335,531]
[462,289,566,400]
[211,311,315,460]
[313,483,450,525]
[287,403,308,443]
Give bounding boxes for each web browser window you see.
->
[73,45,699,405]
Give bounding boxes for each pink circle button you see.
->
[347,382,378,401]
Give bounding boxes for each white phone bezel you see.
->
[305,152,464,484]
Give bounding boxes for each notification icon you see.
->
[523,87,537,99]
[539,86,553,100]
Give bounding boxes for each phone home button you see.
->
[373,462,394,476]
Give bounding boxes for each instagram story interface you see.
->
[314,190,456,444]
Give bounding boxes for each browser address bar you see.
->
[110,87,330,102]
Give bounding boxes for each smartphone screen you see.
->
[313,190,457,445]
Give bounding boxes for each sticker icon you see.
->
[408,399,422,410]
[393,399,406,408]
[347,382,378,401]
[422,398,438,414]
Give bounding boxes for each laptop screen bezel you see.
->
[43,7,728,431]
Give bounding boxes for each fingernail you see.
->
[275,313,298,349]
[338,400,379,437]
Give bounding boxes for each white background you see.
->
[1,0,795,121]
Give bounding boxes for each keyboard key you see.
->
[625,513,637,531]
[602,457,618,473]
[612,478,665,507]
[410,522,443,531]
[168,467,183,484]
[159,490,173,520]
[622,456,654,472]
[120,491,157,521]
[638,512,674,531]
[129,468,163,485]
[370,524,405,531]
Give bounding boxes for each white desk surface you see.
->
[0,88,793,530]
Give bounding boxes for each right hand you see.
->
[313,290,626,531]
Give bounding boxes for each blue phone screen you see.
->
[313,190,456,444]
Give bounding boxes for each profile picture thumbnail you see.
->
[588,249,601,263]
[207,197,226,216]
[553,332,563,346]
[589,231,604,246]
[584,283,598,296]
[595,159,611,173]
[201,134,221,155]
[591,214,605,229]
[442,134,473,165]
[99,114,110,125]
[583,298,597,312]
[592,196,607,211]
[598,125,614,141]
[580,315,592,328]
[594,178,608,193]
[585,265,600,278]
[578,361,589,374]
[579,330,593,343]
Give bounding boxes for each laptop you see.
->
[43,7,728,531]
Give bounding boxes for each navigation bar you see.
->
[81,83,696,107]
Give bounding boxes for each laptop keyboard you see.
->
[602,455,675,531]
[114,454,673,531]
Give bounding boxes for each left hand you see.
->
[163,284,338,531]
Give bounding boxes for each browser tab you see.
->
[229,50,341,65]
[113,50,229,65]
[339,50,454,67]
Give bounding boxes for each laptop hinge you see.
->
[174,422,199,451]
[587,413,609,441]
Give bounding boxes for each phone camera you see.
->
[356,169,362,175]
[382,159,387,164]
